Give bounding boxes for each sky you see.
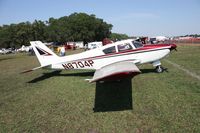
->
[0,0,200,36]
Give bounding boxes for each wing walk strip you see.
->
[164,59,200,81]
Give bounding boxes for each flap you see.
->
[89,61,141,82]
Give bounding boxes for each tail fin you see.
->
[30,41,59,66]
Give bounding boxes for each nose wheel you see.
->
[156,65,164,73]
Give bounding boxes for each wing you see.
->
[89,61,141,83]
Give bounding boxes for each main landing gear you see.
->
[155,65,164,73]
[152,60,166,73]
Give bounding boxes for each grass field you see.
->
[0,46,200,132]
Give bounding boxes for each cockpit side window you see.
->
[103,46,116,54]
[117,43,133,52]
[132,41,143,48]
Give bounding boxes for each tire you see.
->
[156,66,163,73]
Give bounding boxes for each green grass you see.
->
[0,46,200,132]
[166,45,200,75]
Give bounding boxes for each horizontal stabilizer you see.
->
[21,65,49,74]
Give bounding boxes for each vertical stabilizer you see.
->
[30,41,59,66]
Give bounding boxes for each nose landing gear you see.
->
[152,60,167,73]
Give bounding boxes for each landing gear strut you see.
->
[155,65,164,73]
[152,60,164,73]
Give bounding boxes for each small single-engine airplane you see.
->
[22,39,176,82]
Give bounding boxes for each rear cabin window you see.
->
[117,43,133,52]
[132,41,143,48]
[103,46,116,54]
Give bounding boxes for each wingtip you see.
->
[20,66,45,74]
[85,79,93,83]
[20,69,33,74]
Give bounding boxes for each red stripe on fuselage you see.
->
[74,44,171,61]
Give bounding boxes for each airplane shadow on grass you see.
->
[27,70,94,83]
[0,57,14,62]
[27,68,157,83]
[27,68,160,112]
[94,78,133,112]
[93,68,168,112]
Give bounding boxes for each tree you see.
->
[15,22,34,47]
[32,20,46,41]
[0,12,113,48]
[53,13,113,43]
[110,33,129,41]
[46,17,65,42]
[0,25,11,48]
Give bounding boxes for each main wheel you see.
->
[156,65,164,73]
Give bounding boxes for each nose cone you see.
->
[170,44,177,51]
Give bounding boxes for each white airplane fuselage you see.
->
[51,39,176,70]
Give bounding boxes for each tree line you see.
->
[181,34,200,37]
[0,13,125,48]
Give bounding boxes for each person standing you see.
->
[60,45,66,56]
